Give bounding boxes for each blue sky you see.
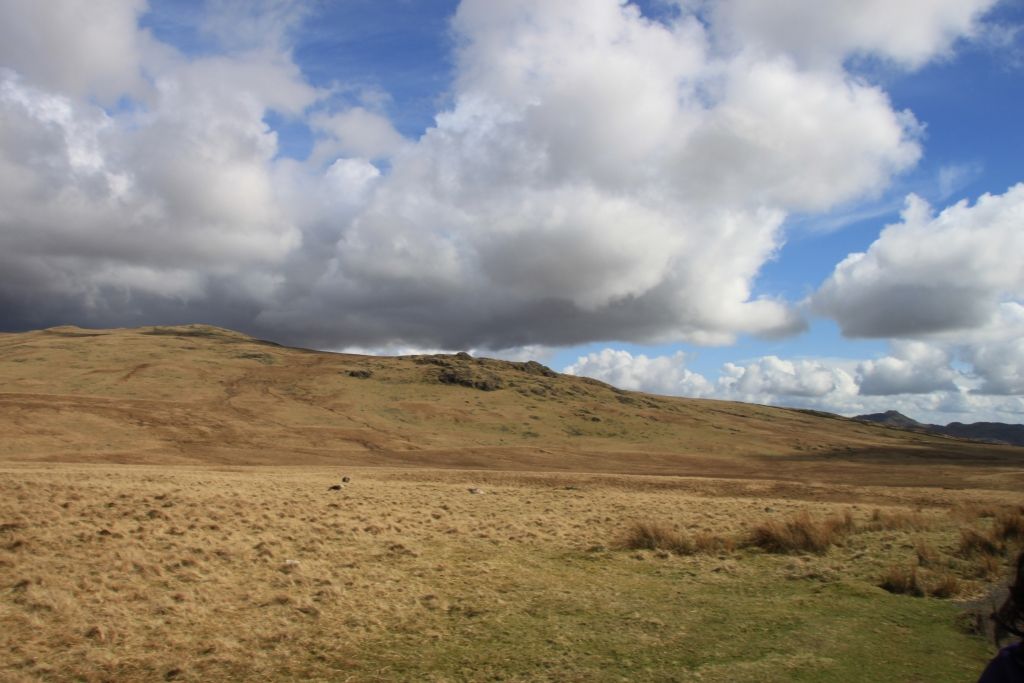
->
[1,0,1023,423]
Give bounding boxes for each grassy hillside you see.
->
[3,325,1023,681]
[1,324,1021,487]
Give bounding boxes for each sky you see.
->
[0,0,1022,425]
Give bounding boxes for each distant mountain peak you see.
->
[854,411,1024,447]
[854,411,923,429]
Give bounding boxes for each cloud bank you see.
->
[0,0,995,350]
[574,184,1024,422]
[565,341,1024,424]
[2,0,1021,420]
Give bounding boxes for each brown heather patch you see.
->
[958,527,1005,558]
[693,530,737,554]
[615,520,736,556]
[951,503,1007,522]
[993,509,1024,542]
[928,572,963,599]
[880,564,925,597]
[617,520,695,555]
[879,565,963,598]
[972,553,1005,580]
[914,540,941,568]
[865,508,932,532]
[745,510,855,554]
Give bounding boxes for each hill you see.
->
[3,324,1023,682]
[854,410,927,430]
[1,324,1022,487]
[855,410,1024,447]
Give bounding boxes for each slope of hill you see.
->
[855,410,1024,447]
[1,325,1021,485]
[2,326,1022,682]
[854,410,927,430]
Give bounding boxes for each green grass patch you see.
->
[345,551,992,682]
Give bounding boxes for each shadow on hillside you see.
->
[770,444,1024,467]
[756,444,1024,490]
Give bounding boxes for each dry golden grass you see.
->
[958,527,1006,558]
[745,510,855,554]
[1,463,1020,681]
[915,539,941,567]
[616,520,697,554]
[879,563,966,599]
[614,520,735,555]
[1,325,1023,680]
[878,564,965,599]
[994,509,1024,542]
[952,503,1008,522]
[879,564,926,597]
[865,508,933,532]
[1,324,1022,493]
[929,572,964,599]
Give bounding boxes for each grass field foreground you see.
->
[2,464,1019,682]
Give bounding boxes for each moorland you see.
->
[1,324,1022,681]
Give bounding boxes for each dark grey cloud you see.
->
[815,283,994,338]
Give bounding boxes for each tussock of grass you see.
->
[879,564,963,598]
[958,527,1005,558]
[952,503,1005,521]
[928,572,963,598]
[745,511,854,554]
[880,564,925,597]
[693,531,736,554]
[994,509,1024,542]
[914,540,940,567]
[615,521,739,556]
[865,508,931,532]
[972,553,1004,580]
[951,508,1024,581]
[616,520,695,555]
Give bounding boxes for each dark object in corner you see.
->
[977,551,1024,682]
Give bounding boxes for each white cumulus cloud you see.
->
[562,344,1024,424]
[704,0,997,70]
[813,184,1024,338]
[0,0,1005,353]
[258,0,933,348]
[0,0,153,103]
[856,340,959,395]
[718,356,858,400]
[564,349,714,396]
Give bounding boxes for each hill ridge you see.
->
[2,324,1022,486]
[854,410,1024,447]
